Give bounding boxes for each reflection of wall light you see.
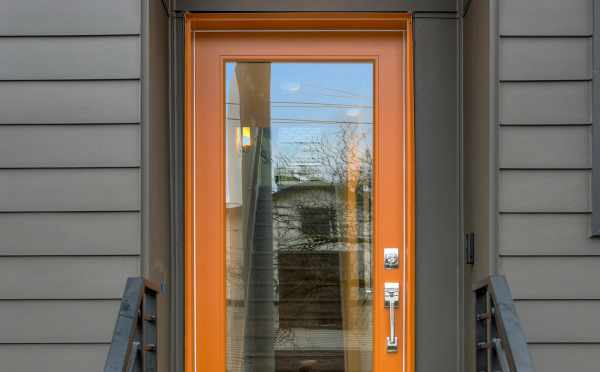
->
[242,127,252,149]
[236,126,252,151]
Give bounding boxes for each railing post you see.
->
[104,277,159,372]
[474,275,535,372]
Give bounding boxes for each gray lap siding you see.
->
[497,0,600,371]
[0,0,142,371]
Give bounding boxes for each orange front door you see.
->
[185,13,414,372]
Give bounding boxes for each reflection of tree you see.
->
[306,123,372,186]
[272,123,372,251]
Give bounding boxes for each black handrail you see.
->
[104,277,159,372]
[475,275,535,372]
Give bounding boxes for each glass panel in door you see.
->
[225,62,374,372]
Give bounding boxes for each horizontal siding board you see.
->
[499,170,590,212]
[499,126,591,169]
[500,257,600,299]
[0,81,140,124]
[0,256,139,299]
[0,36,140,80]
[0,125,140,167]
[500,37,592,81]
[0,300,118,343]
[0,0,140,36]
[0,344,108,372]
[499,0,593,36]
[0,169,140,211]
[499,81,591,124]
[529,344,600,372]
[516,300,600,342]
[0,212,140,256]
[499,214,600,255]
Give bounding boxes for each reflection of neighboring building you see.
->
[272,173,372,258]
[271,172,373,372]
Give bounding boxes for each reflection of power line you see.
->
[274,100,372,108]
[272,106,370,110]
[226,117,373,125]
[273,121,372,126]
[280,141,319,145]
[302,82,370,100]
[226,101,372,109]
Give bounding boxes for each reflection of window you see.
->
[299,206,336,240]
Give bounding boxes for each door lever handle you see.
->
[384,282,400,352]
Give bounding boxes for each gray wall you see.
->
[142,1,171,371]
[414,14,463,372]
[174,0,457,12]
[494,0,600,371]
[0,0,142,371]
[463,0,493,370]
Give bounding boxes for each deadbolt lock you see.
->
[384,247,400,269]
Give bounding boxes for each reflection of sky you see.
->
[226,62,373,185]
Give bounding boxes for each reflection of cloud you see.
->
[346,108,361,118]
[281,81,301,93]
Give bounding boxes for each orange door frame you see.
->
[184,13,415,372]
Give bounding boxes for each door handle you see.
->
[384,282,400,352]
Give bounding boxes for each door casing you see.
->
[184,13,415,372]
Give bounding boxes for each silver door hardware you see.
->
[384,247,399,269]
[384,282,400,352]
[384,282,400,307]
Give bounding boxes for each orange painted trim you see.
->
[184,12,415,372]
[405,17,416,372]
[188,12,409,30]
[183,17,194,372]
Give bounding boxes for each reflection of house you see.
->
[272,178,372,296]
[271,178,373,372]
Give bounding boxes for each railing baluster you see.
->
[142,284,158,372]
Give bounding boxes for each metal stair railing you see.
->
[475,275,535,372]
[104,277,159,372]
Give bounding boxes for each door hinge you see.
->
[465,232,475,265]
